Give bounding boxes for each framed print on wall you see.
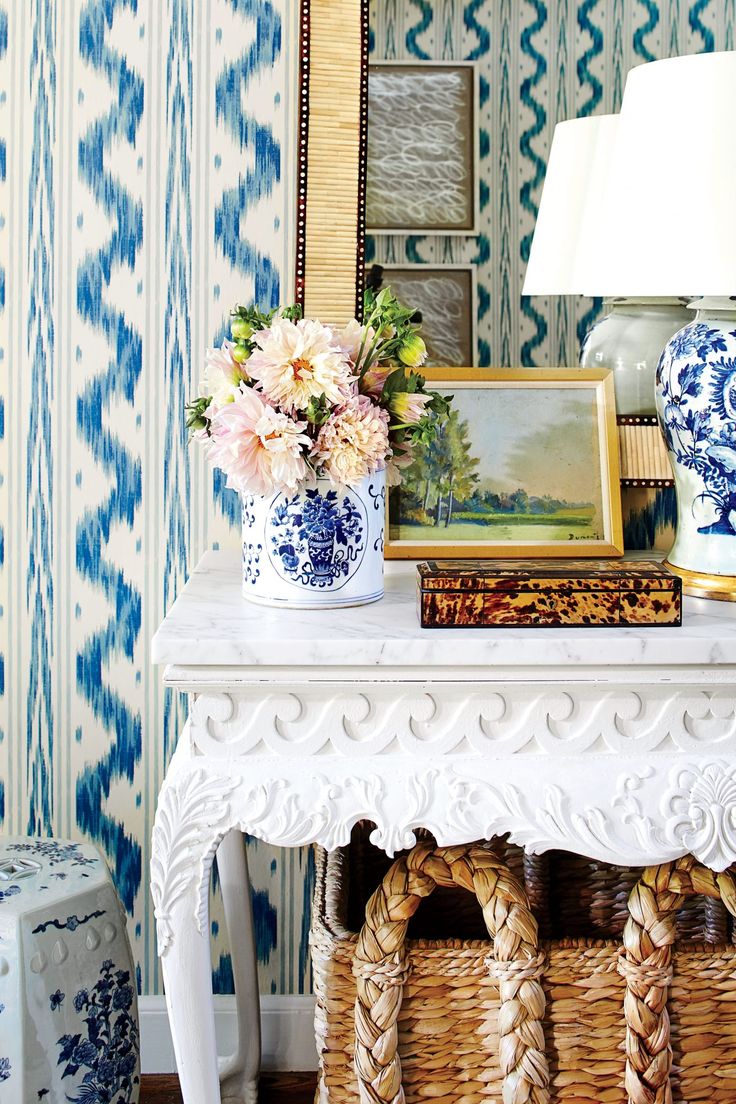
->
[379,264,477,367]
[366,61,479,234]
[386,368,624,559]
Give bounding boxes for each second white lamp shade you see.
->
[522,114,619,296]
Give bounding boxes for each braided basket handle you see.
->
[622,855,736,1104]
[352,842,550,1104]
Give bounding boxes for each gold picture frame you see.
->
[385,368,624,559]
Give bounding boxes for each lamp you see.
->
[596,51,736,600]
[523,115,617,296]
[523,115,689,415]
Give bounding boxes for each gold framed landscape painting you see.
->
[386,368,624,559]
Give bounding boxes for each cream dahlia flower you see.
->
[312,395,390,487]
[337,318,370,366]
[338,317,384,372]
[247,317,354,413]
[207,387,311,496]
[201,340,247,411]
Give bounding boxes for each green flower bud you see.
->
[388,391,431,424]
[231,343,250,364]
[397,334,427,368]
[231,318,255,341]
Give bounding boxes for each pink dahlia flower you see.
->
[247,317,354,413]
[360,363,393,399]
[312,396,390,487]
[201,340,247,412]
[207,387,311,496]
[386,441,415,487]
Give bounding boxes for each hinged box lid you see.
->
[417,559,679,593]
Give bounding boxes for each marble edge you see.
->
[150,632,736,668]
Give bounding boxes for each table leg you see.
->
[217,829,261,1104]
[152,760,243,1104]
[159,885,222,1103]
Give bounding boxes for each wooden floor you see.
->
[141,1073,317,1102]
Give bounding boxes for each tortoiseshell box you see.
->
[416,559,682,628]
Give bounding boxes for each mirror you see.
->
[297,0,368,327]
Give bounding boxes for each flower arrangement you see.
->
[186,289,450,497]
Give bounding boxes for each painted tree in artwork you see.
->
[403,409,479,526]
[439,410,479,525]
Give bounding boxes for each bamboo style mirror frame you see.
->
[296,0,369,327]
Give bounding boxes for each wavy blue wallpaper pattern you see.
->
[1,0,735,999]
[368,0,735,369]
[0,0,302,998]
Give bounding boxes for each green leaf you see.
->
[379,367,410,399]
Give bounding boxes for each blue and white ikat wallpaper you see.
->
[0,0,308,999]
[1,0,734,999]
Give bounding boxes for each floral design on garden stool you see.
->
[0,835,140,1102]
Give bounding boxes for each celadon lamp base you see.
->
[656,297,736,601]
[580,297,690,415]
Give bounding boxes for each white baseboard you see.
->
[139,994,318,1074]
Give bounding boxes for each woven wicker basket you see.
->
[344,825,731,944]
[311,840,736,1104]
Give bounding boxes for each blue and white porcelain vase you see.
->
[655,297,736,599]
[241,470,385,608]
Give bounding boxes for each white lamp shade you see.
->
[522,114,619,296]
[587,51,736,296]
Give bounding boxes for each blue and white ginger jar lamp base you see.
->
[656,297,736,600]
[241,470,385,608]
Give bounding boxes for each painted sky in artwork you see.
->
[442,385,603,506]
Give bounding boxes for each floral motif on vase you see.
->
[32,909,106,935]
[368,481,386,552]
[267,487,367,590]
[657,322,736,536]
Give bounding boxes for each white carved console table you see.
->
[151,549,736,1103]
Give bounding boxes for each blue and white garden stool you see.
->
[0,836,140,1103]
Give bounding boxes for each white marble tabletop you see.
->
[151,550,736,669]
